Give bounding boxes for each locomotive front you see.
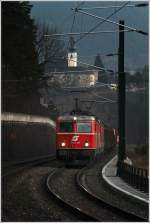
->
[56,115,98,160]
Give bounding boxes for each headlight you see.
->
[84,142,89,147]
[61,142,66,147]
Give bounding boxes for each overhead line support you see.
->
[117,20,126,173]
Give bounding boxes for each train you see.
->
[56,113,118,161]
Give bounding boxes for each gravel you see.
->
[48,160,135,221]
[2,149,148,222]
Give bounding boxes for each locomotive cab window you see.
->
[59,122,73,132]
[77,122,91,133]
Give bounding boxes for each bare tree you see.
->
[36,22,67,73]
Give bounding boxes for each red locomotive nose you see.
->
[56,114,117,161]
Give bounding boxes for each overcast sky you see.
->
[31,1,149,71]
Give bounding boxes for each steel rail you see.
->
[2,155,56,177]
[76,163,148,222]
[46,168,99,221]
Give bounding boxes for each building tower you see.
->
[68,36,77,67]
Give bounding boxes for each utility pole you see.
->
[117,20,126,171]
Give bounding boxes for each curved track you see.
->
[46,165,146,222]
[47,167,98,221]
[2,155,56,177]
[76,163,148,222]
[3,152,148,221]
[2,159,78,221]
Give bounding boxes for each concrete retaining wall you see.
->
[2,113,56,162]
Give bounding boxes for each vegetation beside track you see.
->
[126,144,148,169]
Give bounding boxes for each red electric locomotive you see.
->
[56,114,116,160]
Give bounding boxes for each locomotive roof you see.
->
[57,115,96,121]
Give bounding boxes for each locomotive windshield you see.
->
[59,122,73,132]
[77,122,91,133]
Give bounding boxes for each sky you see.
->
[31,1,149,72]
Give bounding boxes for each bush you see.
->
[134,144,148,156]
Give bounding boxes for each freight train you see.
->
[56,113,118,160]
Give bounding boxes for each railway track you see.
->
[2,151,148,221]
[2,155,56,177]
[76,163,148,222]
[46,164,146,222]
[47,167,98,221]
[3,158,76,221]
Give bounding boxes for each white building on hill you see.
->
[45,37,99,88]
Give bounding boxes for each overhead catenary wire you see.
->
[43,52,118,59]
[69,84,118,103]
[70,10,76,33]
[44,70,108,76]
[91,92,117,103]
[48,55,114,73]
[43,55,114,76]
[61,82,115,92]
[75,9,148,36]
[67,1,81,50]
[44,67,140,76]
[44,29,133,37]
[44,2,131,40]
[73,1,130,44]
[69,2,85,37]
[42,2,147,81]
[68,57,114,73]
[80,99,117,103]
[77,3,148,10]
[78,53,116,58]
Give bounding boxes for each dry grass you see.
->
[126,144,148,170]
